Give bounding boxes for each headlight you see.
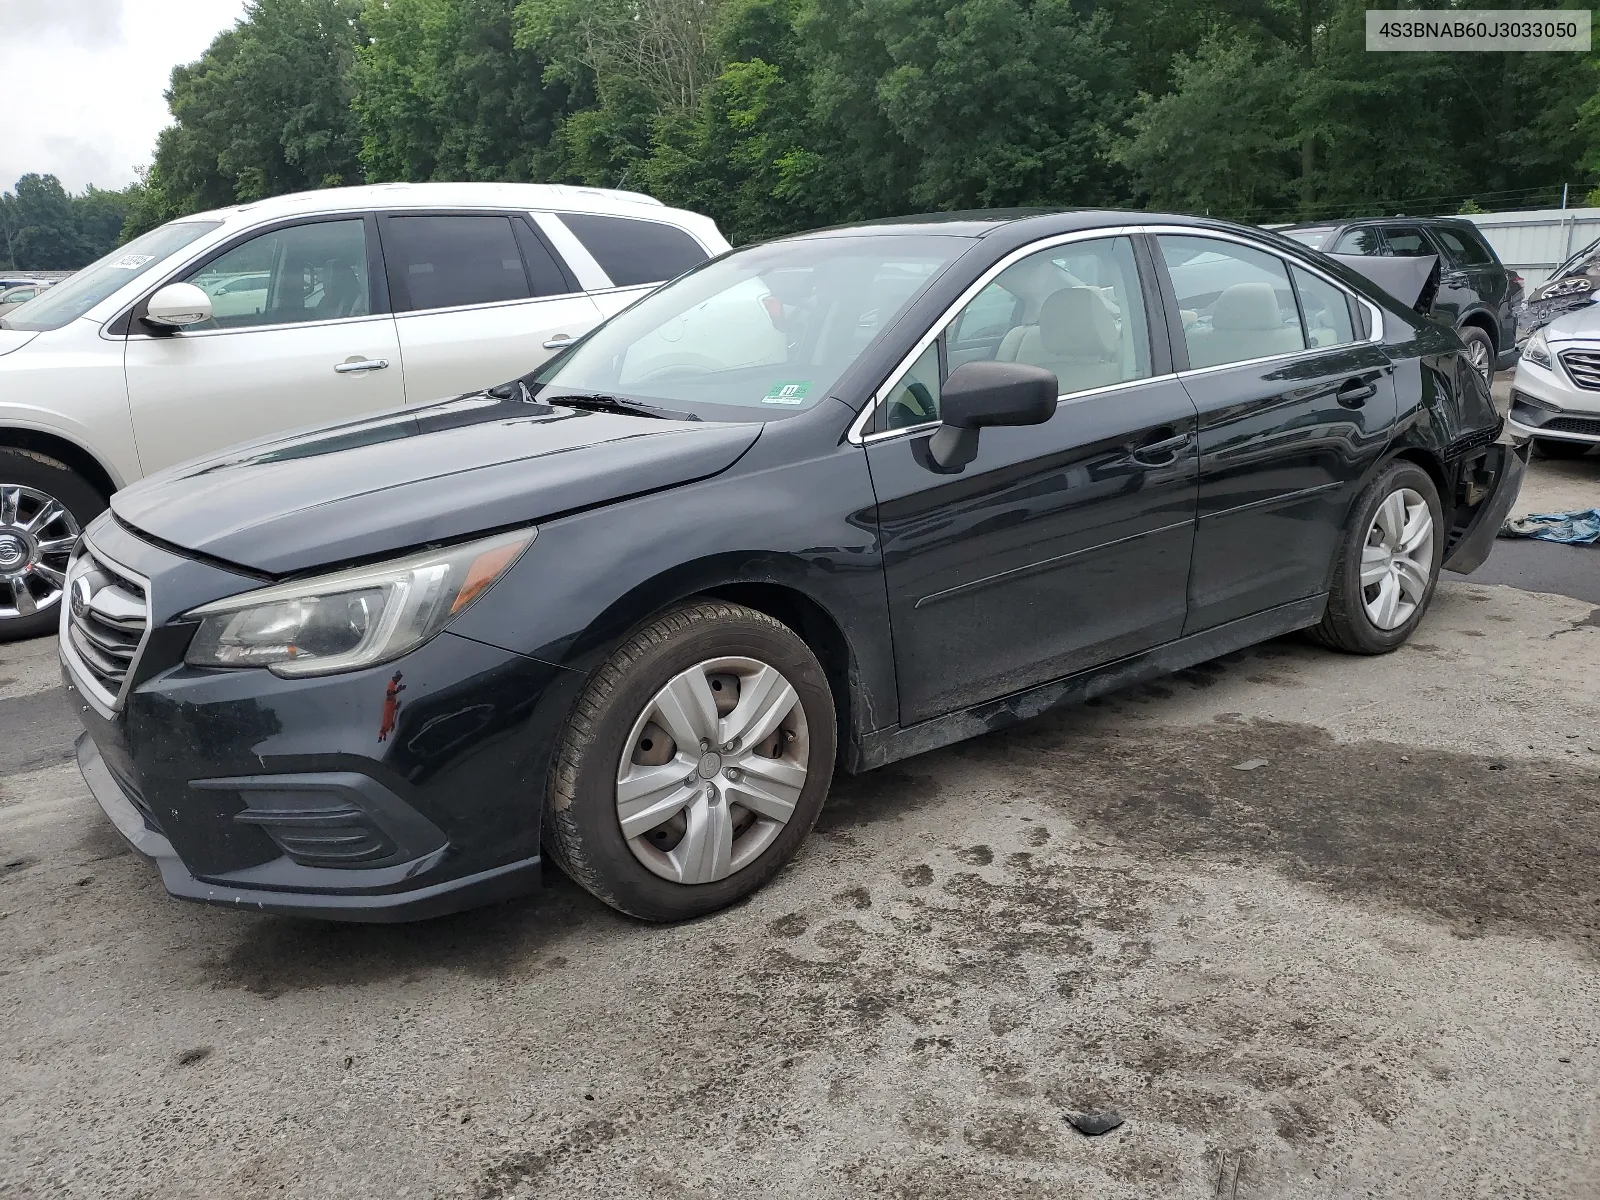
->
[184,529,533,676]
[1523,327,1552,369]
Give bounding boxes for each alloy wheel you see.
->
[0,484,80,621]
[1467,338,1491,379]
[616,655,810,885]
[1361,487,1434,631]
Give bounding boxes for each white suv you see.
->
[0,182,728,636]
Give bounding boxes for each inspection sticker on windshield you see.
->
[762,381,810,405]
[110,254,155,270]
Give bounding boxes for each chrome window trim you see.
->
[847,226,1144,445]
[857,372,1181,446]
[58,540,153,719]
[847,222,1389,446]
[123,311,398,342]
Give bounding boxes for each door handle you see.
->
[1131,430,1192,465]
[542,333,575,350]
[1337,378,1376,408]
[334,358,389,374]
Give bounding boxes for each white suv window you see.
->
[186,219,371,329]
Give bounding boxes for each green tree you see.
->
[356,0,572,183]
[0,175,136,270]
[147,0,365,216]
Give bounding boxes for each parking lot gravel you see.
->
[3,464,1598,1199]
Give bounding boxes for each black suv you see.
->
[1280,218,1520,382]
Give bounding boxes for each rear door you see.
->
[1155,232,1398,634]
[378,211,602,404]
[1429,223,1508,337]
[124,214,407,473]
[865,233,1200,725]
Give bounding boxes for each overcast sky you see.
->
[0,0,249,195]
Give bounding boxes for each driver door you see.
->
[864,234,1200,726]
[124,215,405,474]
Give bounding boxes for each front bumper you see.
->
[1508,351,1600,444]
[78,733,541,922]
[63,514,585,923]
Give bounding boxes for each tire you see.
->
[1458,326,1495,386]
[1534,437,1594,460]
[0,448,105,641]
[1311,460,1444,655]
[543,599,836,921]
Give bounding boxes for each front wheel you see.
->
[1311,460,1444,655]
[0,449,105,641]
[543,600,836,921]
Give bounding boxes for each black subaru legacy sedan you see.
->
[62,211,1526,923]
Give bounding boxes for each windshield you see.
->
[0,220,222,331]
[534,235,966,421]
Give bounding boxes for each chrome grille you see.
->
[1558,349,1600,391]
[61,544,150,710]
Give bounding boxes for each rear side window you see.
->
[1159,235,1307,370]
[1332,227,1384,256]
[383,215,531,311]
[558,213,709,287]
[1290,266,1356,347]
[1431,226,1494,267]
[1380,226,1433,257]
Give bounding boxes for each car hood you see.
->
[1538,302,1600,343]
[111,394,762,575]
[0,328,39,357]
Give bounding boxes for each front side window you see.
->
[1292,266,1356,347]
[558,213,711,287]
[185,219,371,330]
[1380,226,1433,257]
[884,236,1153,431]
[383,215,532,311]
[534,234,964,422]
[1160,235,1306,369]
[1332,228,1384,256]
[1,220,221,331]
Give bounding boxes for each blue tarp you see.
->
[1500,509,1600,545]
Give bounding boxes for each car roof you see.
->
[775,209,1255,242]
[180,181,685,225]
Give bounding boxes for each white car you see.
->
[1511,304,1600,460]
[0,182,728,636]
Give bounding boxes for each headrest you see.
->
[1039,287,1118,358]
[1212,282,1284,331]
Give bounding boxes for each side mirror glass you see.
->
[927,360,1058,470]
[143,282,214,330]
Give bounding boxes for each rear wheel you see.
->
[1535,438,1594,460]
[544,600,836,921]
[1459,326,1495,386]
[0,449,104,641]
[1311,460,1444,655]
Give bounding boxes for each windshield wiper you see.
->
[542,392,701,422]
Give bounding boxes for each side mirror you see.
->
[927,360,1058,470]
[143,282,214,330]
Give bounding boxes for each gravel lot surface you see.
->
[3,451,1598,1199]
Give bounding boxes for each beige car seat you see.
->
[996,287,1123,392]
[1186,282,1302,368]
